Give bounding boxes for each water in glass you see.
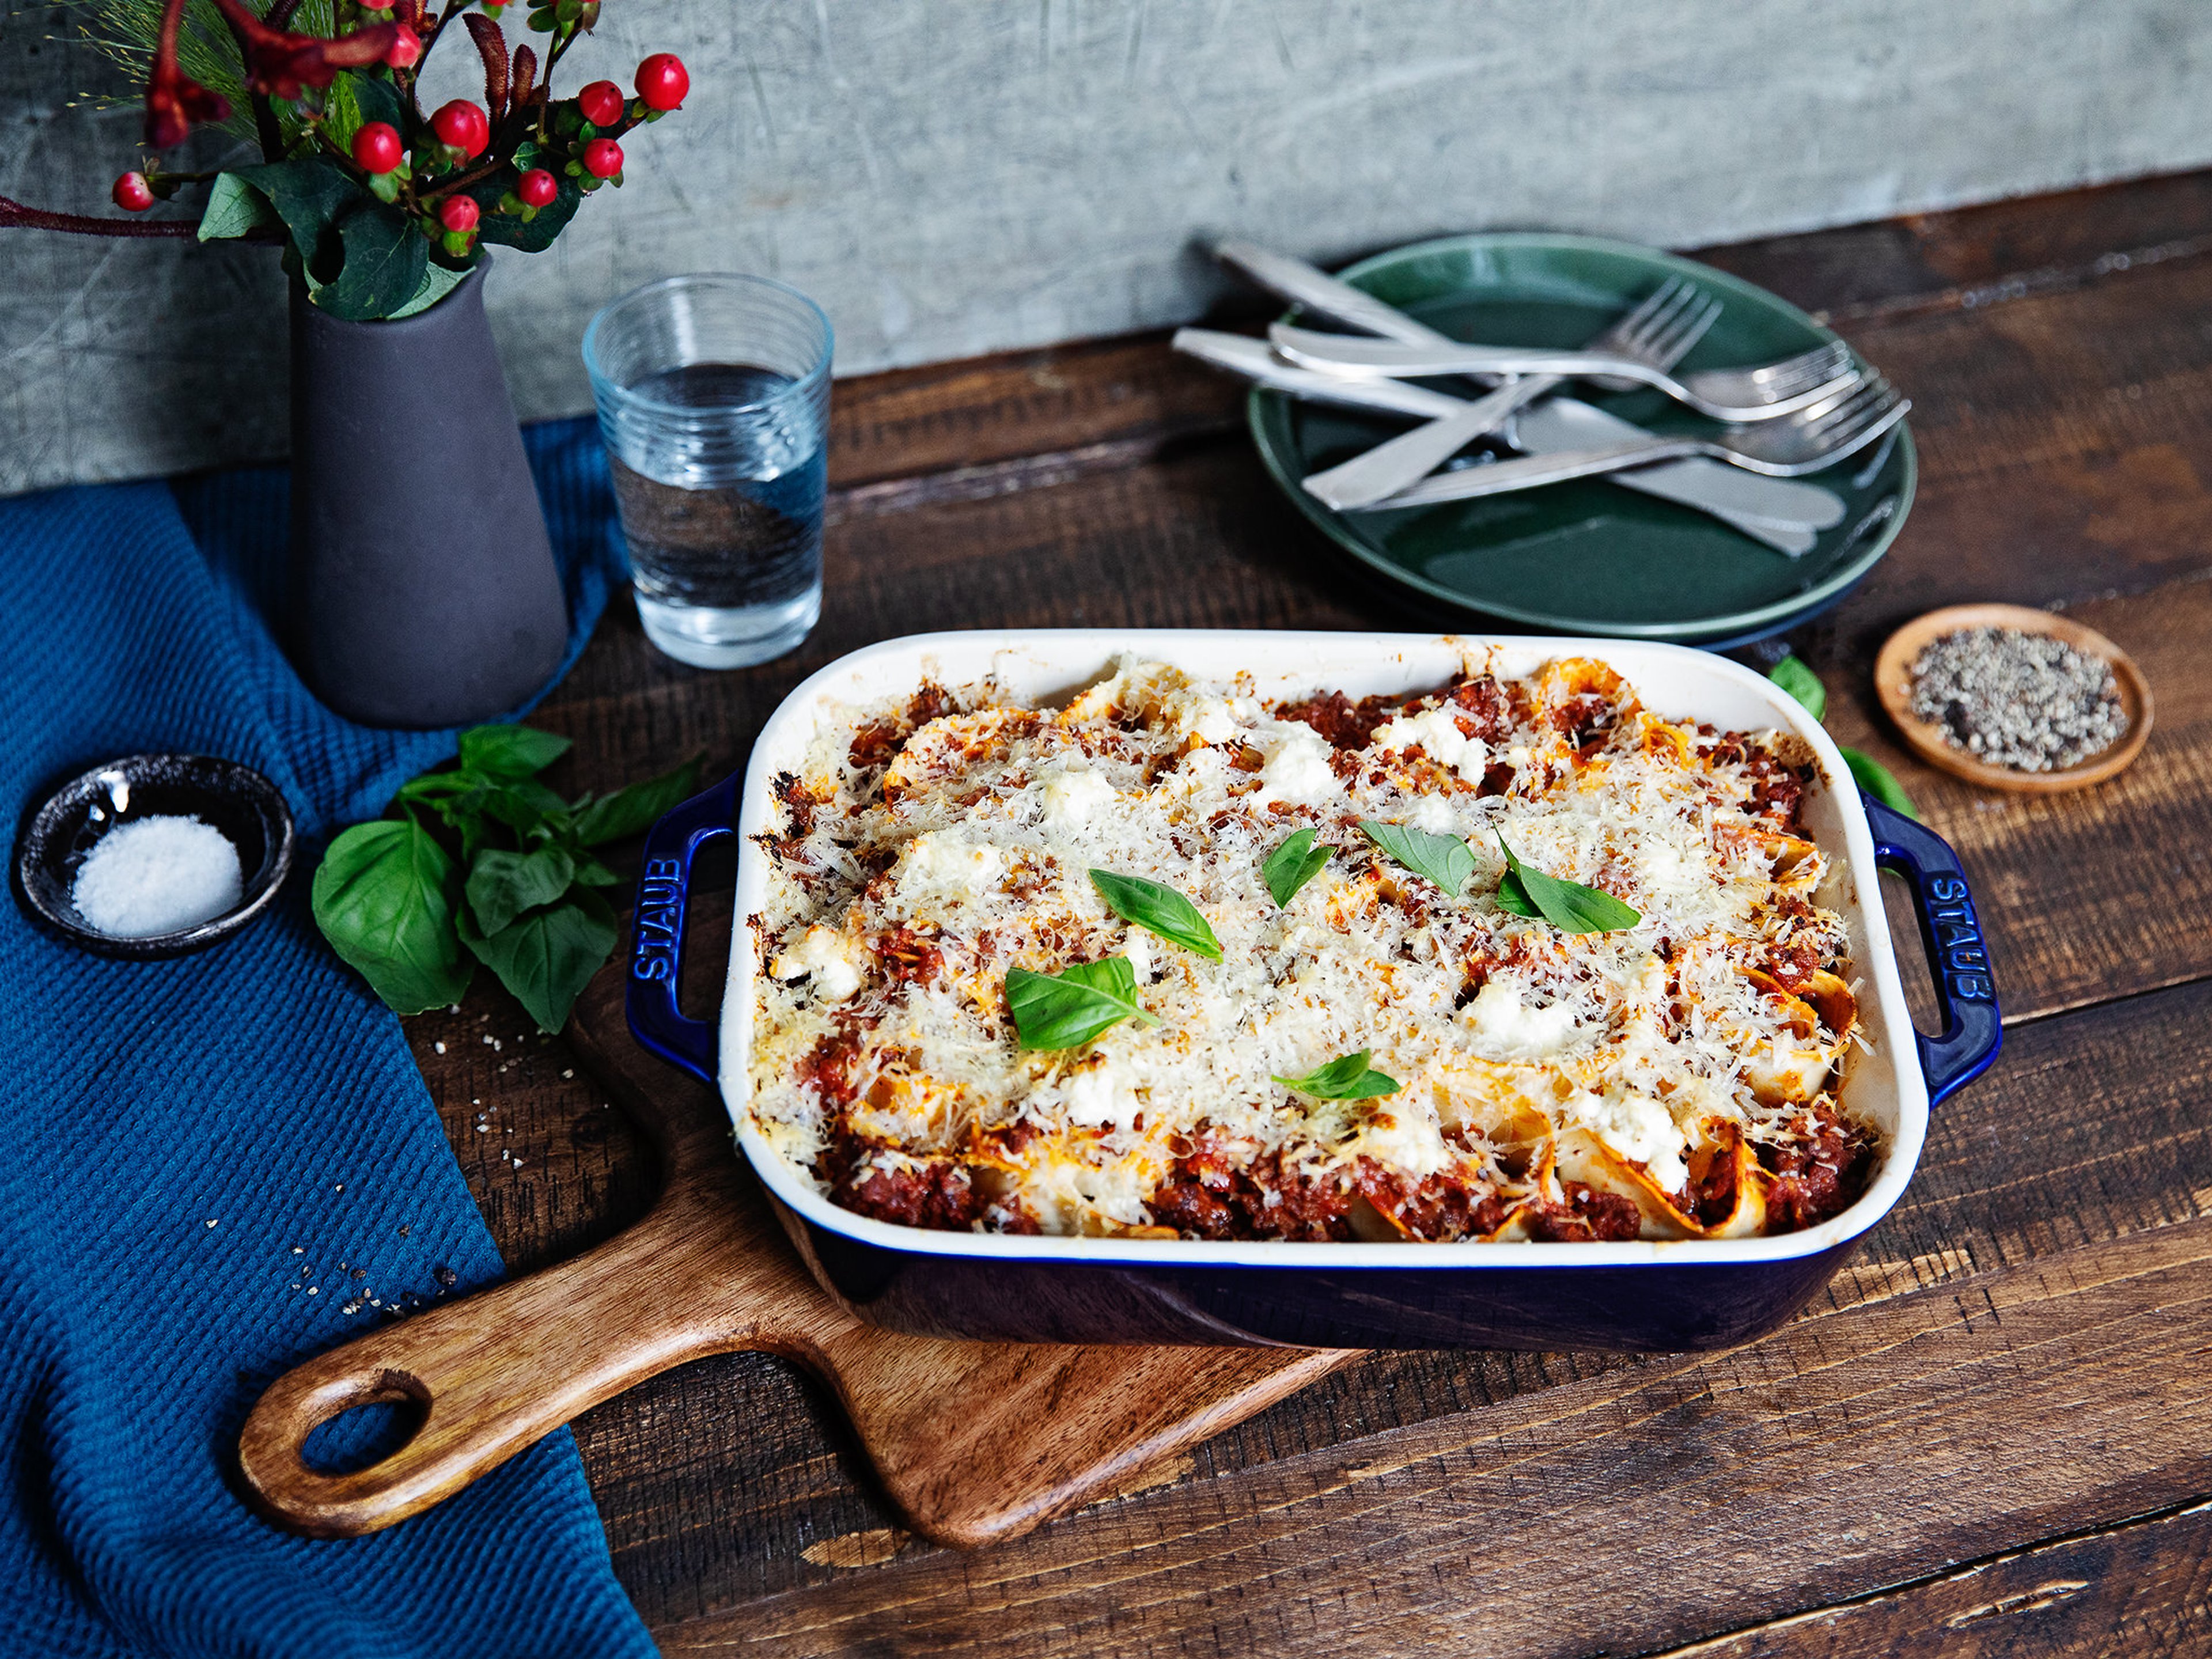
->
[608,362,825,668]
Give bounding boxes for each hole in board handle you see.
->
[299,1369,430,1477]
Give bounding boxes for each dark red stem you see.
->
[0,195,200,238]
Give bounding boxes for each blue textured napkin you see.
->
[0,421,657,1657]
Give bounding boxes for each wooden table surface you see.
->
[400,168,2212,1656]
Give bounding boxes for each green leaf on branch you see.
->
[229,158,361,274]
[1768,656,1828,721]
[468,143,582,252]
[351,71,404,131]
[466,844,575,935]
[1840,747,1920,819]
[196,173,283,242]
[322,73,365,153]
[313,202,431,321]
[312,818,473,1013]
[460,887,619,1033]
[388,260,469,319]
[570,756,703,845]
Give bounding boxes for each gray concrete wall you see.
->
[5,0,2209,494]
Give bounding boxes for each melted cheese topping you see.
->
[749,655,1872,1243]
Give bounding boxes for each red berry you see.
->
[431,99,490,159]
[635,52,688,112]
[111,171,155,212]
[438,194,480,232]
[384,22,422,68]
[517,167,559,208]
[576,80,624,127]
[351,122,403,175]
[581,138,623,179]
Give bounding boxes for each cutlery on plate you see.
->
[1298,278,1719,510]
[1268,320,1861,423]
[1172,329,1823,554]
[1205,242,1865,548]
[1361,377,1911,510]
[1508,397,1847,532]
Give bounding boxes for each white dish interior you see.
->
[722,631,1927,1269]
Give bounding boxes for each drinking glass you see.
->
[583,274,832,669]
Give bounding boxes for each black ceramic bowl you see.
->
[13,753,296,958]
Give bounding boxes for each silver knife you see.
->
[1209,240,1841,547]
[1173,328,1821,555]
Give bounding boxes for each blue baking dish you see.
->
[630,632,1999,1351]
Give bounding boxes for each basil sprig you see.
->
[1767,655,1920,820]
[1006,957,1162,1050]
[1261,828,1332,908]
[313,722,700,1031]
[1088,870,1222,960]
[1494,837,1641,934]
[1357,820,1476,894]
[1273,1049,1401,1101]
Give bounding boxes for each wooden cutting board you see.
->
[238,916,1358,1548]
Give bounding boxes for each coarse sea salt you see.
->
[71,815,244,938]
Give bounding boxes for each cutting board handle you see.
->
[237,1172,838,1537]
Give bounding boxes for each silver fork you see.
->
[1270,319,1860,423]
[1299,278,1718,510]
[1359,376,1910,510]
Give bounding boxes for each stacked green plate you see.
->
[1248,233,1915,647]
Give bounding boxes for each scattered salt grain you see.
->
[434,1042,446,1055]
[71,815,242,938]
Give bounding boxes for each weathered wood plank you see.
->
[653,1218,2212,1657]
[1643,1497,2212,1658]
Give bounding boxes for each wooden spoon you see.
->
[1874,603,2152,794]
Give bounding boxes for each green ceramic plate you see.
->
[1249,233,1915,645]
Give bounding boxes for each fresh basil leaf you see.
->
[1840,746,1919,820]
[1495,838,1641,934]
[459,887,618,1033]
[1088,869,1221,960]
[312,818,472,1013]
[1272,1049,1401,1101]
[1262,828,1332,908]
[1358,819,1475,895]
[196,172,283,242]
[465,844,575,935]
[459,724,572,779]
[1006,957,1161,1050]
[571,756,703,846]
[572,853,623,887]
[479,778,570,839]
[1494,864,1541,919]
[1768,656,1828,721]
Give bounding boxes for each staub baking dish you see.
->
[629,631,2000,1351]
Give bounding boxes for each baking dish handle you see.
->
[1863,798,2001,1104]
[625,770,739,1084]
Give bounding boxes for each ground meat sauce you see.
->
[819,1131,985,1230]
[1525,1182,1645,1243]
[1277,689,1401,751]
[1757,1103,1873,1230]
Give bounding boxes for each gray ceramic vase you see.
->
[289,258,567,729]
